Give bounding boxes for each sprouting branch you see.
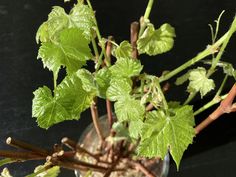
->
[130,22,140,59]
[6,137,49,156]
[105,36,114,129]
[195,84,236,134]
[90,101,105,143]
[159,15,236,83]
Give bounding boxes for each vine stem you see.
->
[0,150,44,160]
[6,137,49,156]
[86,0,110,69]
[139,0,155,37]
[130,22,140,59]
[159,23,235,83]
[105,36,113,129]
[195,83,236,134]
[90,101,105,143]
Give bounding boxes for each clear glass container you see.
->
[75,114,169,177]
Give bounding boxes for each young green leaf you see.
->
[106,78,132,101]
[69,2,96,40]
[55,74,95,118]
[138,105,195,169]
[27,163,60,177]
[32,74,95,129]
[36,2,95,43]
[0,168,12,177]
[36,6,69,43]
[114,97,145,122]
[137,23,175,56]
[32,86,71,129]
[76,69,97,93]
[188,67,215,98]
[222,62,236,79]
[95,68,112,98]
[110,57,143,78]
[38,28,92,75]
[112,122,130,140]
[112,41,132,59]
[129,119,144,139]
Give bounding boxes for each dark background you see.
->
[0,0,236,176]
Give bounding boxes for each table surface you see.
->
[0,0,236,176]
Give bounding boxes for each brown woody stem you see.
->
[6,137,49,156]
[130,21,140,59]
[105,36,114,129]
[61,137,77,150]
[90,101,104,142]
[0,150,44,160]
[195,84,236,134]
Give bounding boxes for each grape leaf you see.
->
[106,78,132,101]
[76,69,97,93]
[188,67,215,98]
[137,23,175,56]
[138,105,195,169]
[203,60,236,79]
[129,119,144,139]
[222,62,236,79]
[110,57,143,78]
[112,41,132,59]
[69,2,96,40]
[0,168,12,177]
[114,97,145,122]
[32,74,94,129]
[38,28,92,75]
[55,74,95,118]
[112,122,130,141]
[95,68,112,98]
[30,164,60,177]
[36,6,68,43]
[36,3,95,43]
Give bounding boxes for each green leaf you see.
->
[55,74,95,118]
[0,158,16,167]
[32,86,71,129]
[38,28,92,75]
[112,122,130,140]
[106,78,132,101]
[114,97,145,122]
[188,67,215,98]
[137,23,175,56]
[32,74,94,129]
[222,63,236,78]
[138,105,195,169]
[95,68,112,98]
[69,2,96,40]
[110,58,143,78]
[203,60,236,79]
[36,6,69,43]
[76,69,96,93]
[0,168,12,177]
[36,3,95,43]
[112,41,132,59]
[27,163,60,177]
[129,119,144,139]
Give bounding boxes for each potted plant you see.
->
[0,0,236,176]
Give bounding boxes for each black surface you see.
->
[0,0,236,176]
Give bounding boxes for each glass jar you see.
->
[75,114,169,177]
